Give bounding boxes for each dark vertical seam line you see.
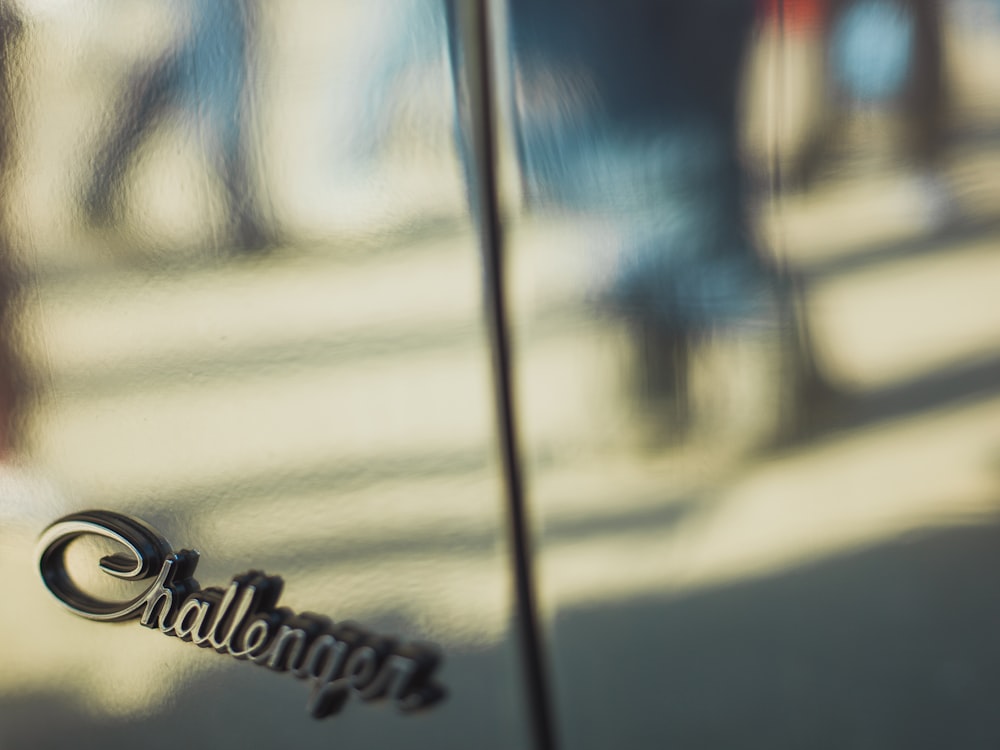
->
[460,2,558,749]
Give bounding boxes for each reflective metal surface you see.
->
[0,2,527,748]
[3,0,1000,748]
[498,0,1000,747]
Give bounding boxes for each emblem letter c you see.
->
[37,510,184,621]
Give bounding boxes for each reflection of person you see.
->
[83,0,274,251]
[789,0,950,212]
[505,0,814,441]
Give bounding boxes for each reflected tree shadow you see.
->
[801,214,1000,282]
[803,348,1000,441]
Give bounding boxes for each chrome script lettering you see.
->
[36,510,445,720]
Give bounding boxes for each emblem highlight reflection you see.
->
[37,510,446,720]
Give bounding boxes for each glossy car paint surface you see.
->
[499,1,1000,747]
[2,1,1000,748]
[0,2,528,748]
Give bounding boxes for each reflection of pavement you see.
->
[19,225,517,630]
[6,8,1000,740]
[529,91,1000,743]
[6,227,519,724]
[516,132,1000,614]
[551,519,1000,749]
[8,185,1000,750]
[17,135,1000,637]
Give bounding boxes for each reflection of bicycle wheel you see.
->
[831,0,915,103]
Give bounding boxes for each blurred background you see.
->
[0,1,999,748]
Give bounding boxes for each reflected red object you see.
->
[758,0,827,31]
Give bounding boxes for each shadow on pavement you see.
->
[550,517,1000,749]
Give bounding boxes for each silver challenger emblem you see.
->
[37,510,445,719]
